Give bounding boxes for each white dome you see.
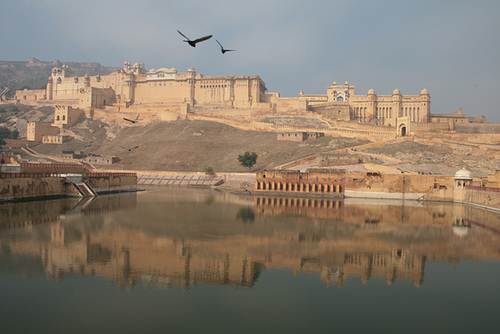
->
[454,167,472,180]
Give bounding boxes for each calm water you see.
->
[1,186,499,334]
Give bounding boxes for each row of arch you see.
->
[353,106,423,122]
[256,181,343,194]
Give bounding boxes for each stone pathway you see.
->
[137,174,223,186]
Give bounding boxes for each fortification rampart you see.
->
[0,174,67,202]
[254,167,500,212]
[189,114,395,140]
[85,173,137,193]
[0,163,137,202]
[92,104,187,125]
[463,186,500,212]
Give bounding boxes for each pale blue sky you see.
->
[1,0,499,122]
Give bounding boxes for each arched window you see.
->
[337,96,344,101]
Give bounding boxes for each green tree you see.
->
[238,151,257,171]
[204,167,215,176]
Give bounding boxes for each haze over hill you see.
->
[0,58,119,95]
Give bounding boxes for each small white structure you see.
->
[454,167,473,188]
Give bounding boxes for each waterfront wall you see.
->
[255,169,456,201]
[344,173,455,201]
[86,173,137,193]
[0,170,137,202]
[255,168,500,212]
[0,174,67,202]
[462,186,500,212]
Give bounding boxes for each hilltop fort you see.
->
[12,60,491,139]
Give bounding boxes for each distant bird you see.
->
[216,40,235,54]
[124,114,140,124]
[121,145,139,152]
[177,30,212,47]
[85,141,93,147]
[242,187,252,195]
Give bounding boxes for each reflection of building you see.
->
[2,191,500,292]
[255,196,344,221]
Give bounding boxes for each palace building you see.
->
[42,62,269,110]
[300,81,431,125]
[15,61,435,126]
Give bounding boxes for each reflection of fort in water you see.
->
[1,191,499,291]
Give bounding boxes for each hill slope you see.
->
[29,119,367,172]
[3,104,499,176]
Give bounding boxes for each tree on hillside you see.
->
[0,127,18,145]
[238,151,257,171]
[204,167,215,176]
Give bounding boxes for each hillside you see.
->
[28,118,368,172]
[2,104,499,176]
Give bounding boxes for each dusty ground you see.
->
[25,117,369,173]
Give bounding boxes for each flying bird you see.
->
[177,30,212,47]
[121,145,139,152]
[216,40,235,54]
[124,114,140,124]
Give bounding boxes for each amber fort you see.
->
[2,60,500,214]
[14,61,480,135]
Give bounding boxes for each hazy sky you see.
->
[2,0,499,122]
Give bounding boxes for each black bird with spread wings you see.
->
[177,30,213,47]
[123,114,140,124]
[121,145,139,152]
[216,40,235,54]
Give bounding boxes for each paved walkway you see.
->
[137,174,223,186]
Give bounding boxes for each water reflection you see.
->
[1,187,499,292]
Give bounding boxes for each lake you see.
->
[1,186,499,334]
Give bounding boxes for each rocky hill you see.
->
[0,58,120,96]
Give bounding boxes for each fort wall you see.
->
[254,167,500,211]
[15,89,46,102]
[0,166,137,202]
[0,174,67,201]
[86,173,137,193]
